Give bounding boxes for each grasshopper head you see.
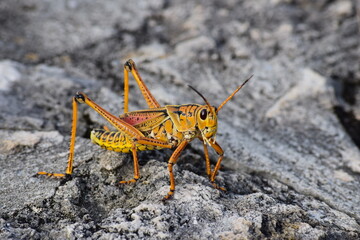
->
[196,105,218,140]
[188,86,218,143]
[189,75,252,144]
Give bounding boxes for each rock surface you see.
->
[1,0,360,239]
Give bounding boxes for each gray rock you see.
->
[0,0,359,239]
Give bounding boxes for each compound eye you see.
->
[200,109,207,120]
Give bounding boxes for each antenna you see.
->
[188,85,215,116]
[216,75,253,113]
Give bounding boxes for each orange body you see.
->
[90,104,217,153]
[37,59,251,200]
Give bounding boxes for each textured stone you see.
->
[0,0,359,239]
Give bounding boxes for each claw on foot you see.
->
[212,182,226,191]
[119,178,138,184]
[162,190,174,201]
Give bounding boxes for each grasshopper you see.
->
[38,59,251,200]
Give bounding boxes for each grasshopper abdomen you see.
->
[91,129,158,152]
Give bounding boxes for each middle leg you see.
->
[119,142,140,184]
[162,140,188,201]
